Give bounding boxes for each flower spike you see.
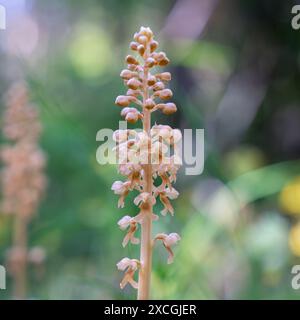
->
[112,27,182,300]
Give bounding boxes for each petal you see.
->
[122,233,131,247]
[116,257,131,271]
[160,195,174,215]
[118,215,132,230]
[165,245,174,264]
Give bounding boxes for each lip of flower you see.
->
[154,233,181,264]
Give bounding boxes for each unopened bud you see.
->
[159,58,170,66]
[137,35,148,45]
[115,95,131,107]
[126,55,139,65]
[147,75,156,86]
[137,45,145,56]
[157,89,173,100]
[162,102,177,115]
[158,72,171,81]
[121,107,137,117]
[150,40,158,53]
[144,98,156,110]
[145,58,156,68]
[120,69,135,80]
[127,78,142,90]
[130,42,138,51]
[155,52,166,61]
[125,112,139,123]
[152,81,165,91]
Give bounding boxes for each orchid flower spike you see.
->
[112,26,182,299]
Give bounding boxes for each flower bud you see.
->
[147,75,156,86]
[157,72,171,81]
[153,52,170,66]
[150,40,158,52]
[127,78,141,90]
[145,58,156,68]
[157,89,173,100]
[137,45,145,56]
[144,98,156,110]
[115,95,131,107]
[162,102,177,115]
[126,55,139,65]
[120,69,135,80]
[130,42,138,51]
[121,107,136,117]
[137,35,148,45]
[125,112,139,124]
[159,58,170,66]
[152,81,165,91]
[155,52,166,61]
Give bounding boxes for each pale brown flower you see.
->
[116,258,140,289]
[118,215,140,247]
[154,233,181,264]
[111,180,131,208]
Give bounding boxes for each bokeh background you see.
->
[1,0,300,300]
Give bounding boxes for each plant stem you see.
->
[13,215,27,300]
[137,49,153,300]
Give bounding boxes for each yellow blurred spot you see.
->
[224,146,266,178]
[280,177,300,216]
[289,223,300,256]
[69,24,112,78]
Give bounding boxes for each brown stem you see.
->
[13,215,28,300]
[137,46,153,300]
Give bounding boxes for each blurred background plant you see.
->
[1,82,47,299]
[0,0,300,299]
